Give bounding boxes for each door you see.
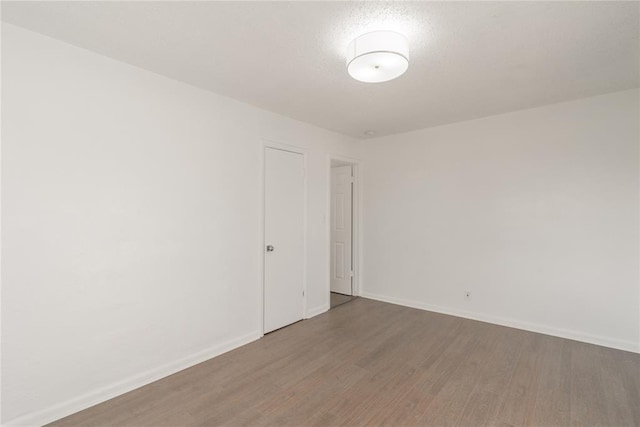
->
[264,147,305,333]
[330,165,353,295]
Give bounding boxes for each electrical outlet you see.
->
[464,291,471,300]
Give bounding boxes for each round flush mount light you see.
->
[346,31,409,83]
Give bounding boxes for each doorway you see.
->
[329,158,358,309]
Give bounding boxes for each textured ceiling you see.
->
[2,1,638,139]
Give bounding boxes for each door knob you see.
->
[266,245,275,252]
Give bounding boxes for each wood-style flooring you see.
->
[330,292,356,309]
[50,298,640,426]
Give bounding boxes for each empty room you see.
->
[1,1,639,426]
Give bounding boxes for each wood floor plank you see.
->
[600,346,640,426]
[619,350,640,426]
[457,326,525,426]
[492,332,547,426]
[375,384,435,426]
[48,298,640,427]
[569,341,610,427]
[529,337,572,427]
[417,327,495,426]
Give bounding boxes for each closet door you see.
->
[263,147,304,333]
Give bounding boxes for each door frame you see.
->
[260,139,308,335]
[327,154,362,300]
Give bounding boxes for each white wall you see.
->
[363,89,640,353]
[1,24,360,425]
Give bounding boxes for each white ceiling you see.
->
[2,1,638,139]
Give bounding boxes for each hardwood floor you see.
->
[50,298,640,426]
[330,292,355,308]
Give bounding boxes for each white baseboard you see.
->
[5,331,263,427]
[305,304,330,319]
[361,292,639,354]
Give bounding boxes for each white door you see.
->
[264,147,305,333]
[330,165,353,295]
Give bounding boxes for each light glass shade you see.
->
[346,31,409,83]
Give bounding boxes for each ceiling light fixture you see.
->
[346,31,409,83]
